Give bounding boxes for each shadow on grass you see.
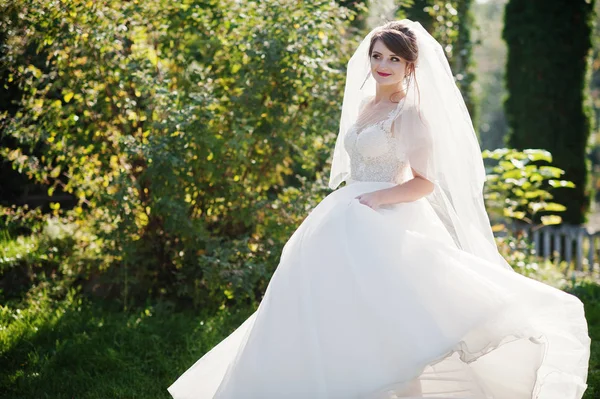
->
[0,295,255,399]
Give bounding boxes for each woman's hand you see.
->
[355,191,383,210]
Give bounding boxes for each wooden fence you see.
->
[506,222,600,274]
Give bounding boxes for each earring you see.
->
[359,70,371,90]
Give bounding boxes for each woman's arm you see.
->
[375,168,434,205]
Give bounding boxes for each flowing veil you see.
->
[329,19,513,271]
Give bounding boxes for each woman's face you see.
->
[369,40,409,87]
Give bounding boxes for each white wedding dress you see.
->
[167,100,590,399]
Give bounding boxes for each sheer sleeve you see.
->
[392,104,437,185]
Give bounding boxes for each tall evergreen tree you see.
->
[503,0,596,224]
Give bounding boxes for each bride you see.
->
[167,20,590,398]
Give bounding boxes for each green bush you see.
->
[0,0,356,309]
[483,148,574,226]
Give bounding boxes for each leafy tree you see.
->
[403,0,479,126]
[0,1,53,210]
[0,0,354,310]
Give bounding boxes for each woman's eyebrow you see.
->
[372,50,400,57]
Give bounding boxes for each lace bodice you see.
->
[343,99,413,185]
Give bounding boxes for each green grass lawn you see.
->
[1,282,599,398]
[0,287,256,399]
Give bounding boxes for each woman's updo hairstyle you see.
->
[367,21,419,103]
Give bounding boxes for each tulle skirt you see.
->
[167,181,590,399]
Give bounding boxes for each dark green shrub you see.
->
[503,0,596,224]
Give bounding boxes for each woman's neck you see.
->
[373,83,406,105]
